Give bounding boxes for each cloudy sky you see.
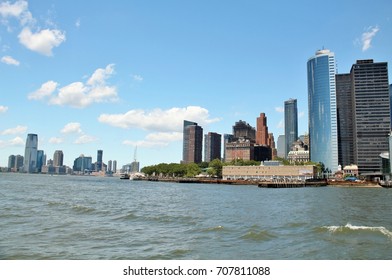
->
[0,0,391,168]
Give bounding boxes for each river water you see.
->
[1,173,392,260]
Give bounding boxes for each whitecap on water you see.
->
[322,223,392,240]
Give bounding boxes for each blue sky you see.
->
[0,0,391,168]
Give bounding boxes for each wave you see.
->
[320,223,392,240]
[241,229,277,241]
[202,225,225,232]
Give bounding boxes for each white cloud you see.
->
[61,122,82,134]
[48,137,63,144]
[275,107,284,113]
[0,105,8,113]
[145,132,183,142]
[1,125,27,135]
[1,55,20,66]
[29,65,118,108]
[132,74,143,82]
[18,27,66,56]
[0,136,24,148]
[0,1,64,56]
[360,26,380,51]
[74,134,97,144]
[98,106,220,132]
[28,80,58,100]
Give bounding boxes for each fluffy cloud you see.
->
[1,125,27,135]
[98,106,220,132]
[18,27,66,56]
[0,136,24,148]
[275,107,284,113]
[61,122,82,134]
[0,1,65,56]
[28,64,118,108]
[0,105,8,113]
[360,26,380,52]
[1,55,20,66]
[28,80,58,100]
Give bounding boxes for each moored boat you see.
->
[378,180,392,188]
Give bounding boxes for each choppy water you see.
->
[1,173,392,260]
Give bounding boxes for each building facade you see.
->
[232,120,256,141]
[53,150,64,167]
[23,133,38,173]
[73,154,92,172]
[204,132,222,162]
[182,120,203,164]
[307,49,338,172]
[284,98,298,158]
[336,73,354,167]
[96,150,103,171]
[256,113,268,146]
[351,60,390,174]
[223,134,234,162]
[222,165,316,180]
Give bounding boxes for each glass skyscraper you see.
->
[307,49,338,172]
[23,133,38,173]
[284,98,298,158]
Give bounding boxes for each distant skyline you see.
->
[1,0,391,168]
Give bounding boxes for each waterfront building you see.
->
[284,99,298,158]
[53,150,64,167]
[268,133,277,159]
[182,120,203,164]
[277,135,285,158]
[307,49,338,172]
[225,138,254,162]
[223,134,234,162]
[350,60,390,174]
[73,154,92,173]
[256,113,268,146]
[222,164,316,181]
[96,150,103,171]
[287,139,309,163]
[113,160,117,174]
[108,160,112,173]
[37,150,45,173]
[23,133,38,173]
[254,145,272,161]
[8,155,15,172]
[204,132,222,162]
[130,161,140,173]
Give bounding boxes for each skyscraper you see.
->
[204,132,222,162]
[232,120,255,141]
[256,113,268,145]
[182,120,203,164]
[284,99,298,158]
[23,133,38,173]
[351,60,390,173]
[336,73,354,167]
[223,134,234,162]
[277,135,285,158]
[96,150,103,171]
[307,49,338,172]
[53,150,64,167]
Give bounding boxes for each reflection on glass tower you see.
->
[307,49,338,172]
[23,133,38,173]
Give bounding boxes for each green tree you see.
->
[208,158,223,177]
[186,163,201,177]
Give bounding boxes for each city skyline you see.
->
[1,0,392,168]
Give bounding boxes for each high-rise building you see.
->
[23,133,38,173]
[336,73,354,167]
[73,154,92,172]
[268,133,277,159]
[256,113,268,145]
[182,120,203,164]
[96,150,103,171]
[113,160,117,174]
[232,120,255,141]
[307,49,338,172]
[8,155,15,171]
[204,132,222,162]
[37,150,45,172]
[284,99,298,158]
[53,150,64,167]
[277,135,285,158]
[223,134,234,162]
[351,60,390,173]
[108,160,113,173]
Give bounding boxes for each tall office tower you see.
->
[15,155,24,171]
[37,150,45,172]
[113,160,117,173]
[336,73,354,168]
[204,132,222,162]
[351,60,390,173]
[53,150,64,167]
[268,133,277,159]
[182,120,203,164]
[8,155,16,171]
[256,113,269,145]
[284,99,298,158]
[277,135,285,158]
[97,150,103,171]
[223,134,234,162]
[307,49,338,172]
[108,160,113,172]
[23,133,38,173]
[233,120,256,141]
[73,154,93,172]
